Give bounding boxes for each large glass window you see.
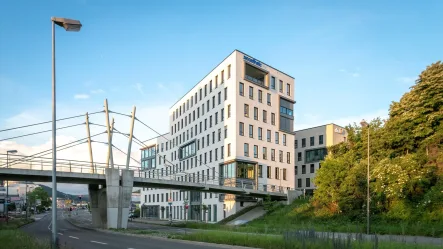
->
[179,141,196,160]
[237,161,255,179]
[305,148,327,163]
[141,146,156,170]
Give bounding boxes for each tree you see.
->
[28,187,51,207]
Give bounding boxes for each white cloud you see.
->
[90,89,105,94]
[294,109,389,131]
[340,69,361,78]
[74,94,90,99]
[133,83,145,95]
[396,77,417,84]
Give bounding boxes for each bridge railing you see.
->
[0,154,293,194]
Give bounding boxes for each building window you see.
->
[224,87,228,101]
[271,76,276,89]
[319,135,324,145]
[275,132,279,144]
[287,152,291,164]
[302,165,306,174]
[295,140,298,149]
[227,143,231,156]
[215,76,217,87]
[215,112,218,125]
[267,130,271,142]
[205,84,208,96]
[239,122,244,136]
[218,92,221,105]
[244,104,249,117]
[228,105,231,118]
[258,165,263,178]
[302,138,306,148]
[239,83,244,96]
[263,110,267,123]
[244,143,249,157]
[275,167,280,180]
[262,147,267,159]
[267,93,271,105]
[221,145,224,159]
[258,127,263,140]
[271,113,275,125]
[254,145,258,158]
[279,150,283,162]
[295,166,298,175]
[221,70,224,83]
[298,152,302,161]
[212,96,215,108]
[258,90,263,103]
[224,125,228,138]
[306,178,311,188]
[267,166,271,179]
[249,125,254,138]
[279,80,283,93]
[283,134,287,146]
[287,83,291,96]
[310,164,315,173]
[305,148,328,163]
[283,168,287,180]
[271,149,275,161]
[254,107,258,120]
[221,108,224,121]
[228,65,231,79]
[218,128,221,141]
[249,86,254,99]
[310,136,314,146]
[297,179,302,188]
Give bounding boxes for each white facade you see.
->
[140,50,295,222]
[294,124,347,193]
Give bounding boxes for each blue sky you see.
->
[1,0,442,194]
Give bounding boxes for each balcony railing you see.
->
[245,75,265,86]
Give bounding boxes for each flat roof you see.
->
[294,123,347,133]
[170,49,295,109]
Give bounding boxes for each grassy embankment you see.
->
[173,199,443,237]
[0,218,51,249]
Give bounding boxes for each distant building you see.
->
[294,124,348,194]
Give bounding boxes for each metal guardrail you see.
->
[0,154,292,195]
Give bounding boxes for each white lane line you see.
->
[91,241,107,245]
[47,220,52,231]
[58,233,63,236]
[69,236,79,240]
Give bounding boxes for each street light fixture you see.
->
[360,119,370,235]
[6,150,18,224]
[51,16,82,248]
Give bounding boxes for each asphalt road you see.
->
[21,210,242,249]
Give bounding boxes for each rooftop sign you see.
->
[244,55,262,67]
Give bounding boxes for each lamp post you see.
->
[360,119,370,235]
[6,150,18,224]
[51,16,82,248]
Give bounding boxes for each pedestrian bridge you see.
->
[0,154,299,229]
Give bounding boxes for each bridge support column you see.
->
[118,169,134,229]
[88,184,106,228]
[105,168,120,229]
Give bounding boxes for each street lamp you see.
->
[6,150,18,224]
[51,16,82,248]
[360,119,370,235]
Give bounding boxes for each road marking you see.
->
[58,233,63,235]
[69,236,79,240]
[91,241,107,245]
[47,220,52,231]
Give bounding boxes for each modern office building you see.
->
[139,50,295,222]
[294,124,348,194]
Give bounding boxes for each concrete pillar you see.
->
[88,184,103,228]
[119,169,134,229]
[105,168,120,229]
[286,190,302,205]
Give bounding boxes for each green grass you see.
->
[0,229,51,249]
[170,230,443,249]
[0,218,34,230]
[174,199,443,237]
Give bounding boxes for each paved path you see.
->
[21,209,252,249]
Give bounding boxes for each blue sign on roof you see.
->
[243,55,262,67]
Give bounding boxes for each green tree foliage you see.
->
[28,187,51,208]
[313,61,443,221]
